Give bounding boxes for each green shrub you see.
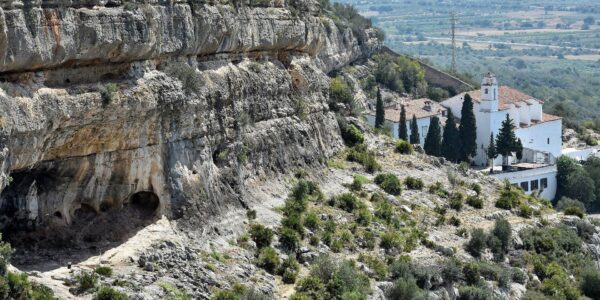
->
[296,276,326,300]
[581,267,600,299]
[94,286,130,300]
[100,83,119,105]
[471,183,482,195]
[279,227,300,253]
[564,206,585,218]
[404,177,424,190]
[356,207,372,226]
[496,183,522,210]
[498,269,511,288]
[246,209,257,220]
[347,145,381,173]
[31,283,55,300]
[458,286,492,300]
[428,181,449,197]
[282,213,305,237]
[336,193,360,212]
[465,228,487,258]
[165,63,203,95]
[256,247,280,274]
[442,259,462,284]
[466,195,483,209]
[449,192,464,211]
[556,197,586,211]
[339,120,365,147]
[279,256,300,284]
[463,263,481,285]
[380,231,402,252]
[512,268,527,284]
[250,224,274,249]
[490,218,511,260]
[303,212,320,231]
[326,260,370,299]
[359,254,388,280]
[395,140,414,154]
[75,271,97,291]
[448,216,461,226]
[375,201,395,223]
[519,203,533,218]
[388,276,422,300]
[374,173,402,195]
[95,266,113,277]
[349,175,364,192]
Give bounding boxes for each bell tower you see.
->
[480,73,498,112]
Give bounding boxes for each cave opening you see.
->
[128,191,160,216]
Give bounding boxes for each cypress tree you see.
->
[424,116,442,157]
[515,138,523,161]
[459,93,477,162]
[398,105,408,141]
[375,88,385,129]
[409,114,420,144]
[496,114,518,168]
[441,109,461,162]
[487,133,498,173]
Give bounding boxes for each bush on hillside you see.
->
[404,177,424,190]
[465,228,487,258]
[250,224,274,249]
[395,140,414,154]
[374,173,402,195]
[466,195,483,209]
[449,192,464,211]
[338,117,365,146]
[256,247,280,274]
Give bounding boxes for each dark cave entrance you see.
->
[128,191,160,216]
[0,169,163,270]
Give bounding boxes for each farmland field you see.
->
[337,0,600,127]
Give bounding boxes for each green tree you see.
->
[398,105,408,141]
[584,156,600,204]
[557,156,580,200]
[424,116,442,157]
[487,133,498,174]
[409,115,419,144]
[565,168,596,208]
[515,138,523,161]
[495,114,519,168]
[375,88,385,129]
[441,109,460,162]
[459,94,477,162]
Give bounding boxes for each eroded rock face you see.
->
[0,0,379,243]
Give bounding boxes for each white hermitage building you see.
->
[365,99,448,147]
[442,73,562,200]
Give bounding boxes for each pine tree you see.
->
[398,104,408,141]
[496,114,519,168]
[487,133,498,174]
[409,114,420,144]
[375,88,385,129]
[441,109,461,162]
[424,116,442,157]
[459,93,477,162]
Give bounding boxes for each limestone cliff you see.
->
[0,0,380,242]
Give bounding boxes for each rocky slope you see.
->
[0,0,380,246]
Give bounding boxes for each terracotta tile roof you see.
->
[367,98,447,122]
[460,86,541,111]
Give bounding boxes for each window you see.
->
[547,138,550,145]
[531,179,539,191]
[541,178,548,189]
[520,181,529,192]
[485,88,489,94]
[422,126,428,138]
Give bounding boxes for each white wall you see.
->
[516,119,562,160]
[491,165,557,200]
[365,114,435,147]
